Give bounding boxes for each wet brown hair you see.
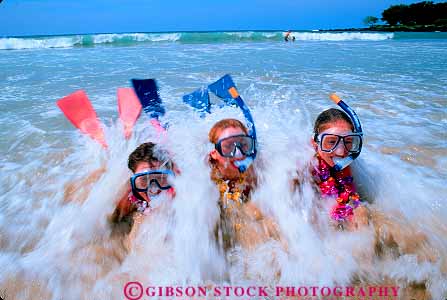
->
[208,118,248,144]
[128,142,168,173]
[313,108,353,141]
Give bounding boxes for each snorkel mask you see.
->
[183,74,258,173]
[129,158,175,202]
[130,169,174,202]
[214,133,256,171]
[326,94,363,171]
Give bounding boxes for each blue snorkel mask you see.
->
[214,134,256,172]
[130,169,174,202]
[183,74,257,173]
[130,157,175,202]
[327,94,363,171]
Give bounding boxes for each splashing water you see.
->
[0,34,446,300]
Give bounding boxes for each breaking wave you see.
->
[0,31,396,50]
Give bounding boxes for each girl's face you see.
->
[133,161,163,201]
[210,126,247,180]
[133,161,175,201]
[311,120,354,167]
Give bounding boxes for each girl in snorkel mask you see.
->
[311,105,368,230]
[209,118,256,185]
[111,142,176,227]
[309,101,442,298]
[108,142,176,255]
[208,119,283,257]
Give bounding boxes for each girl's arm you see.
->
[63,166,107,204]
[109,187,136,223]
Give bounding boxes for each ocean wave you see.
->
[0,31,395,50]
[292,32,394,41]
[0,36,83,50]
[92,33,181,44]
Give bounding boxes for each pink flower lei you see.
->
[128,192,151,214]
[312,155,361,222]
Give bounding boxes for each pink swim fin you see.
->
[117,88,142,139]
[57,90,107,148]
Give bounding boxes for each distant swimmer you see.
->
[284,30,296,42]
[284,30,291,42]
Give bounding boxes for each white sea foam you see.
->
[0,31,394,50]
[0,33,182,50]
[225,31,257,38]
[0,35,446,299]
[92,33,180,44]
[294,32,394,41]
[0,36,82,50]
[147,33,181,42]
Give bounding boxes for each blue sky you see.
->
[0,0,436,36]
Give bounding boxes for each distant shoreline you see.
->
[321,24,447,32]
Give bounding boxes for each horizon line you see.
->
[1,28,373,39]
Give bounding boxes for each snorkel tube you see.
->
[183,75,257,173]
[228,88,257,172]
[230,93,256,172]
[329,94,363,171]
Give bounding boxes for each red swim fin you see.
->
[117,88,142,139]
[57,90,107,148]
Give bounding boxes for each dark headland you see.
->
[322,1,447,32]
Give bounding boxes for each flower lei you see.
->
[128,192,151,214]
[215,178,248,211]
[312,155,361,222]
[213,176,252,237]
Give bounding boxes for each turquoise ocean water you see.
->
[0,31,446,299]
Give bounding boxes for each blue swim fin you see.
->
[131,78,166,119]
[182,87,211,114]
[208,74,237,105]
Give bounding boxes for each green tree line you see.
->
[364,1,447,27]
